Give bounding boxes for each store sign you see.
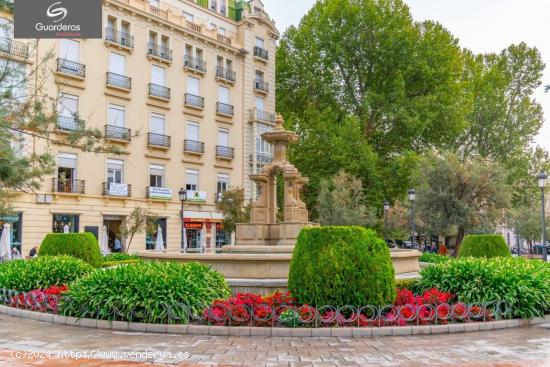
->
[108,183,128,197]
[148,187,172,200]
[186,190,207,202]
[0,215,20,222]
[185,222,203,229]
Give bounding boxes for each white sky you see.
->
[262,0,550,151]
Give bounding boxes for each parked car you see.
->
[402,241,420,249]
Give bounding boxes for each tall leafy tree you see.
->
[413,152,511,252]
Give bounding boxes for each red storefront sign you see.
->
[184,222,203,229]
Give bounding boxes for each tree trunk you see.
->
[454,226,465,257]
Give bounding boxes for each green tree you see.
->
[413,152,511,252]
[216,187,250,242]
[118,207,156,253]
[317,170,376,226]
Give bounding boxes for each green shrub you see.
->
[420,253,452,264]
[60,261,230,323]
[0,256,93,292]
[418,257,550,318]
[101,259,142,268]
[395,278,420,293]
[288,226,395,306]
[39,233,103,268]
[458,234,511,258]
[102,253,140,262]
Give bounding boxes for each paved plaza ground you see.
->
[0,314,548,366]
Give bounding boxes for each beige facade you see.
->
[0,0,278,256]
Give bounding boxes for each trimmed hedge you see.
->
[288,226,396,306]
[101,259,142,268]
[102,253,140,262]
[39,233,103,268]
[458,234,511,258]
[420,253,452,264]
[60,261,230,323]
[0,256,93,292]
[418,257,550,319]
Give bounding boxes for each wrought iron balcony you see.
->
[57,116,79,131]
[106,72,132,90]
[148,132,171,148]
[216,145,234,159]
[249,109,276,124]
[102,182,131,197]
[216,102,234,116]
[148,83,170,100]
[255,79,269,93]
[184,139,205,154]
[56,58,86,79]
[147,42,173,62]
[52,178,85,194]
[105,27,134,49]
[185,20,202,33]
[254,46,269,61]
[105,125,131,142]
[184,55,207,73]
[0,37,29,59]
[184,93,205,109]
[216,66,236,83]
[257,153,274,164]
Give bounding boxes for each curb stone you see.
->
[0,305,548,338]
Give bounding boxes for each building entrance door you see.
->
[103,216,123,252]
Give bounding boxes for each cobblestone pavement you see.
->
[0,314,548,366]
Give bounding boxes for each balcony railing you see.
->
[56,58,86,79]
[148,83,171,100]
[216,66,236,83]
[184,93,205,109]
[102,182,131,197]
[147,42,173,62]
[106,72,132,90]
[105,125,131,142]
[184,55,207,73]
[52,178,85,194]
[216,145,234,159]
[217,34,232,46]
[257,153,274,164]
[255,79,269,93]
[250,109,276,123]
[149,4,168,18]
[216,102,234,116]
[148,132,171,148]
[254,46,269,60]
[105,27,134,49]
[0,37,29,59]
[184,139,205,154]
[57,116,79,131]
[185,20,202,33]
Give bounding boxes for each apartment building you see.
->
[0,0,278,255]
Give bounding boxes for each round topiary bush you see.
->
[39,233,103,268]
[458,234,511,258]
[59,261,230,323]
[288,226,396,306]
[0,255,93,292]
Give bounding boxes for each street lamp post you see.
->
[383,201,390,244]
[537,171,548,262]
[515,228,521,257]
[178,188,187,253]
[408,189,416,251]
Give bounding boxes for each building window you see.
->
[0,213,22,254]
[59,39,80,62]
[186,169,199,191]
[52,214,79,233]
[187,76,200,95]
[56,153,77,192]
[217,173,229,194]
[182,11,194,22]
[58,93,79,130]
[186,121,200,141]
[255,70,264,82]
[255,37,265,49]
[217,128,229,147]
[256,123,273,157]
[109,52,126,75]
[107,159,124,184]
[149,0,160,7]
[108,104,125,127]
[219,0,226,15]
[146,217,166,250]
[218,85,230,104]
[151,64,165,86]
[149,164,165,187]
[209,0,217,12]
[149,113,165,135]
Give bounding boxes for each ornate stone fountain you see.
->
[233,114,317,248]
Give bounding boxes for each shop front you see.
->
[0,213,22,254]
[182,211,226,252]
